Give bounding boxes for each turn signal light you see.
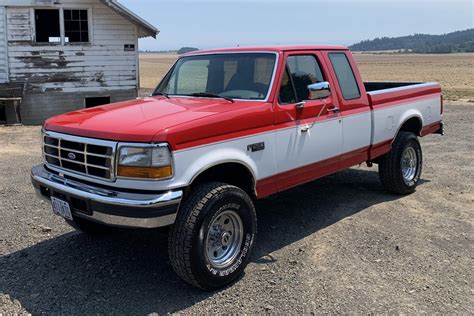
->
[117,165,173,179]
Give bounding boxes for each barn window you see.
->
[35,9,61,43]
[64,9,89,43]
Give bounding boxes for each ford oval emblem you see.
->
[68,153,76,160]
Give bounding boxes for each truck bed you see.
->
[365,82,442,106]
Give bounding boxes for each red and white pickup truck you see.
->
[31,45,443,290]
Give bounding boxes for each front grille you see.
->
[43,132,116,181]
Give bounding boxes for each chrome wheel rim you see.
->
[402,146,418,183]
[205,210,243,269]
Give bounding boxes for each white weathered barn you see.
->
[0,0,158,124]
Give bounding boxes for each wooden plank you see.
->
[23,81,138,92]
[7,44,137,51]
[10,72,136,81]
[9,65,136,73]
[6,24,30,30]
[91,24,134,31]
[10,70,136,77]
[93,35,137,41]
[7,35,31,41]
[9,58,137,69]
[0,1,54,6]
[9,54,137,62]
[93,20,133,26]
[0,6,8,83]
[42,79,137,87]
[93,28,135,34]
[5,19,30,26]
[8,50,138,57]
[26,85,138,93]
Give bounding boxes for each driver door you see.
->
[273,52,343,191]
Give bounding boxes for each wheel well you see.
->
[190,163,256,197]
[399,117,422,136]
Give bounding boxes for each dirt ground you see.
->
[0,101,472,314]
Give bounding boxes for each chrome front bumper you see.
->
[31,164,183,228]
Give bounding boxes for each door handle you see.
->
[301,125,310,133]
[295,102,305,109]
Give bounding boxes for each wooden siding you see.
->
[22,89,137,124]
[6,7,31,42]
[4,0,142,124]
[0,6,7,83]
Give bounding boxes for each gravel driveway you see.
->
[0,103,472,314]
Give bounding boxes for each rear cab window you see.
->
[328,53,361,100]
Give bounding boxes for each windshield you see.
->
[154,53,277,100]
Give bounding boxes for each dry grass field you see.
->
[139,52,474,101]
[139,53,179,95]
[354,53,474,101]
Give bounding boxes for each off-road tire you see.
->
[379,131,423,195]
[168,182,257,290]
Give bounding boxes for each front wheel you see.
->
[168,182,257,290]
[379,131,423,195]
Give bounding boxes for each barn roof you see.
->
[100,0,159,38]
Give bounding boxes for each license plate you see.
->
[51,196,73,221]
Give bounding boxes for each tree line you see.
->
[349,29,474,53]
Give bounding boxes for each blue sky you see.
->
[120,0,474,51]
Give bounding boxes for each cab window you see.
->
[279,67,296,104]
[279,55,325,103]
[328,53,361,100]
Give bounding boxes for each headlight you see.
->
[117,144,173,179]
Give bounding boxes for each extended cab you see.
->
[31,45,443,290]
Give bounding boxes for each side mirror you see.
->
[308,82,331,100]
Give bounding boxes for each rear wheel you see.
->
[379,131,423,195]
[168,182,257,290]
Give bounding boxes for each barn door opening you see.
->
[0,105,6,124]
[85,96,110,108]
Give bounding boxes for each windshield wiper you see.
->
[188,92,234,103]
[152,91,170,99]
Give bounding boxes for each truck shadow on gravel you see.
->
[0,168,428,314]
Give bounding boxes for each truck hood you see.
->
[44,96,269,145]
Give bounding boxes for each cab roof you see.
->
[186,45,348,55]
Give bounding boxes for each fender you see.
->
[189,159,258,193]
[171,145,262,194]
[369,108,424,161]
[394,111,424,141]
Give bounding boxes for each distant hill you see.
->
[350,29,474,53]
[177,47,199,55]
